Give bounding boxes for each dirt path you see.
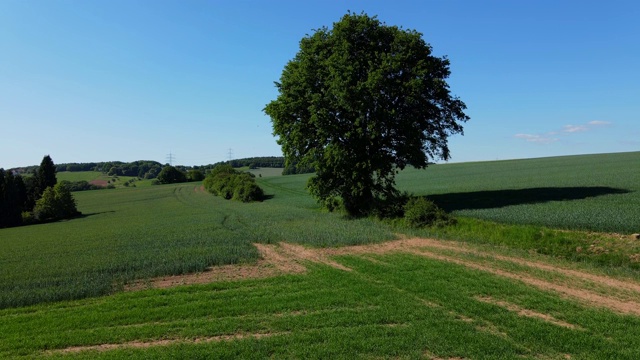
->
[127,237,640,317]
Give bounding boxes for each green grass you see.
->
[1,254,639,359]
[56,171,104,182]
[396,151,640,233]
[2,152,640,358]
[2,152,639,308]
[0,180,394,309]
[56,171,151,188]
[247,167,285,177]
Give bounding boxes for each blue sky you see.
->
[1,0,638,168]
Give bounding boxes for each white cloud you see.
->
[588,120,611,126]
[562,125,588,133]
[514,134,559,144]
[515,120,613,144]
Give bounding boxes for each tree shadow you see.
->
[77,211,116,218]
[426,187,630,212]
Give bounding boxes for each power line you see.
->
[166,152,175,166]
[227,148,233,161]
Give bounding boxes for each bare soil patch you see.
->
[89,179,108,187]
[51,332,287,354]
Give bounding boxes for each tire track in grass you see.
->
[129,238,640,316]
[405,247,640,316]
[49,332,289,354]
[474,296,583,330]
[399,237,640,295]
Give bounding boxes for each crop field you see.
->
[0,180,393,309]
[56,171,105,182]
[2,239,640,358]
[396,151,640,233]
[57,171,150,188]
[1,152,639,358]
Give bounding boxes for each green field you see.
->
[57,171,151,187]
[1,152,640,358]
[0,180,393,309]
[2,244,640,358]
[56,171,105,182]
[396,151,640,233]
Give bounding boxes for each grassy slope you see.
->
[57,171,150,187]
[56,171,104,182]
[1,152,640,358]
[396,151,640,233]
[0,180,393,308]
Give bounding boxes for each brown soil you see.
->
[89,179,108,187]
[127,238,640,317]
[474,296,581,329]
[53,332,287,354]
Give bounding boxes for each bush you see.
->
[203,165,265,202]
[403,197,455,228]
[372,191,410,219]
[33,184,80,222]
[157,166,187,184]
[187,169,205,182]
[232,181,264,202]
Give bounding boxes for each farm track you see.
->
[130,237,640,317]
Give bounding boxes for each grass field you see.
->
[2,241,640,358]
[57,171,152,188]
[396,151,640,233]
[0,181,393,309]
[1,152,639,358]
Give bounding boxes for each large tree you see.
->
[0,169,27,228]
[264,13,469,216]
[34,155,57,201]
[157,166,187,184]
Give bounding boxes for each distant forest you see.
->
[10,156,314,177]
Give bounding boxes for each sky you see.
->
[1,0,639,169]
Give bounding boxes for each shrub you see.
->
[33,183,80,222]
[372,191,410,219]
[232,181,264,202]
[203,165,265,202]
[187,169,205,182]
[403,197,455,228]
[157,166,187,184]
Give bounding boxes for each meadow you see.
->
[0,178,393,309]
[57,171,151,188]
[0,151,639,358]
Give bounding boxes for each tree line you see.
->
[1,156,79,228]
[10,160,164,180]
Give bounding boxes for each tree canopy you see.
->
[1,155,79,228]
[36,155,57,199]
[156,166,187,184]
[264,13,469,216]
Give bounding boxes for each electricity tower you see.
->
[166,152,175,166]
